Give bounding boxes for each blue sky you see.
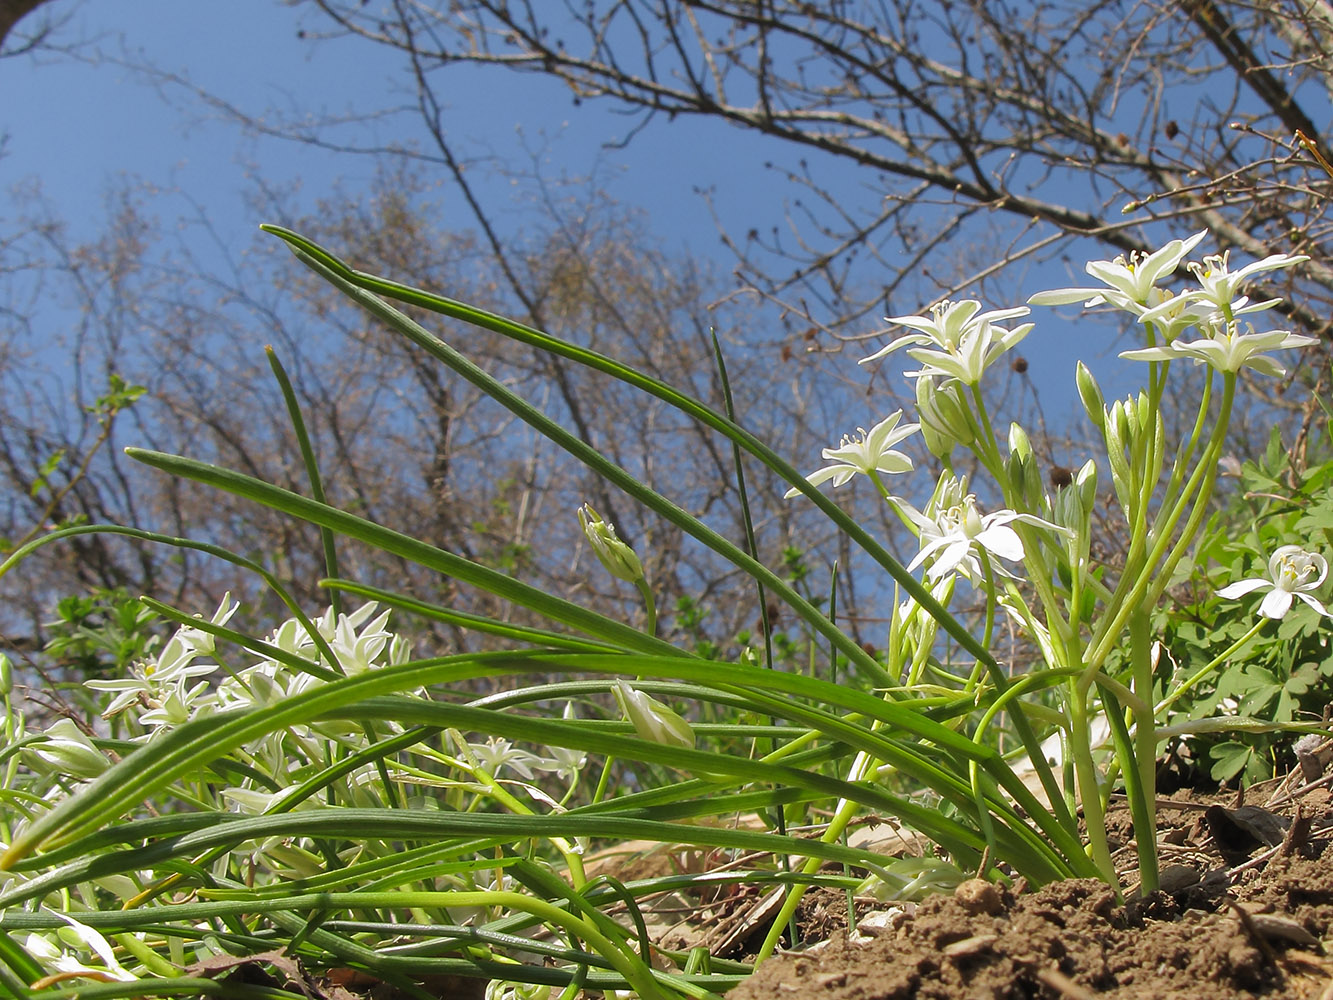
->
[1,1,782,262]
[0,0,1190,443]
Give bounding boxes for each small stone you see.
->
[855,908,904,937]
[1159,864,1201,893]
[1245,913,1321,949]
[954,878,1003,916]
[943,934,998,959]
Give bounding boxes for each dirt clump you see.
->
[729,850,1333,999]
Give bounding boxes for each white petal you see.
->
[907,534,954,573]
[1259,589,1295,619]
[1120,346,1183,363]
[976,525,1024,562]
[1027,287,1104,307]
[859,333,930,365]
[1235,353,1285,377]
[1294,592,1332,618]
[929,539,974,578]
[1216,578,1269,599]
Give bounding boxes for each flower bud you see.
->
[915,376,974,460]
[1075,362,1105,431]
[578,504,644,584]
[1053,460,1097,538]
[612,679,695,749]
[1110,398,1132,448]
[1051,477,1083,533]
[1002,453,1040,513]
[30,719,109,780]
[1008,422,1033,461]
[915,378,953,459]
[1075,459,1098,514]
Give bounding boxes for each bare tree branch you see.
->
[292,0,1333,348]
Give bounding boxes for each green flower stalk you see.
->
[814,229,1316,894]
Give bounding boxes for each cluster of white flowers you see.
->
[1030,232,1315,376]
[31,597,599,812]
[83,593,240,732]
[860,299,1033,385]
[785,230,1327,613]
[79,597,410,741]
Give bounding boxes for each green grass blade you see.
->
[319,578,620,652]
[125,448,683,659]
[272,243,893,687]
[257,225,983,667]
[266,346,342,620]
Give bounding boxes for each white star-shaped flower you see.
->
[1217,545,1330,620]
[903,320,1032,386]
[785,411,919,497]
[904,481,1068,582]
[860,299,1031,364]
[1120,321,1317,377]
[1186,249,1308,314]
[1028,231,1207,313]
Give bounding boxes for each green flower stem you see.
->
[1136,412,1167,553]
[1141,383,1236,612]
[451,759,588,890]
[1128,607,1159,893]
[962,550,1000,695]
[1095,681,1151,895]
[978,551,997,678]
[967,383,1006,478]
[1084,376,1236,676]
[868,471,918,534]
[1072,377,1236,888]
[1067,692,1116,883]
[112,930,178,978]
[1157,368,1214,520]
[634,578,658,638]
[754,748,878,963]
[1156,618,1268,716]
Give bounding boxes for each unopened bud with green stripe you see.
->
[578,503,644,584]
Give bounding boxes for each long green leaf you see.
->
[274,243,894,687]
[258,225,985,664]
[320,578,619,652]
[125,449,682,659]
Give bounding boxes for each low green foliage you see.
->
[42,588,162,679]
[1147,427,1333,784]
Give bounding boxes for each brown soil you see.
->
[729,790,1333,1000]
